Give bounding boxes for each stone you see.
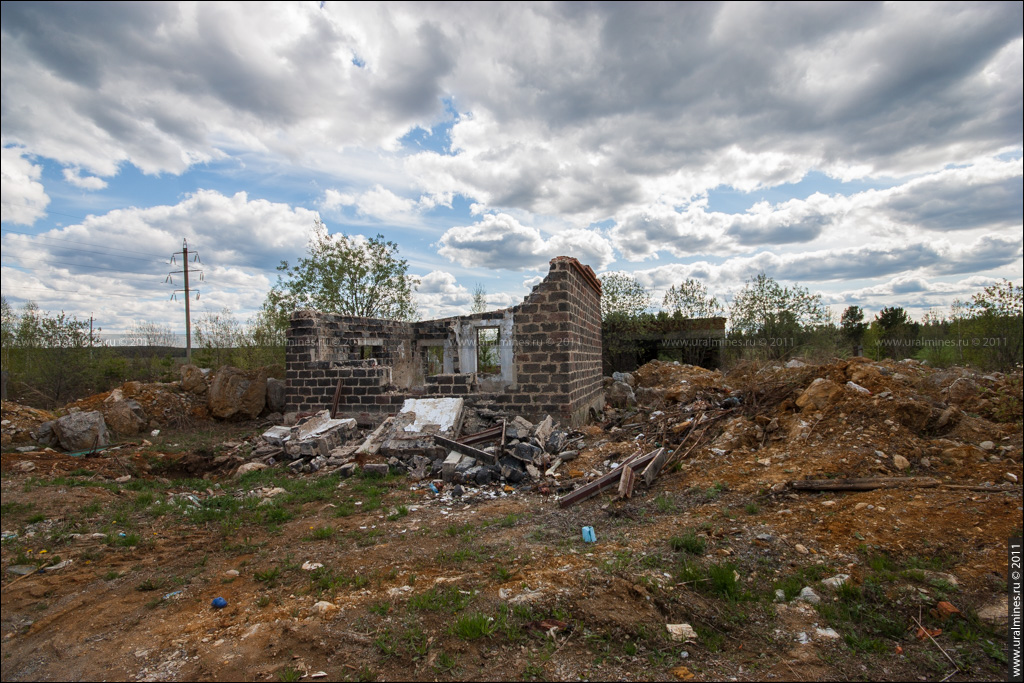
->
[892,454,911,471]
[224,569,240,577]
[513,442,543,462]
[666,623,697,642]
[815,627,840,639]
[821,574,850,589]
[1005,473,1018,483]
[976,596,1008,626]
[312,600,338,616]
[180,364,208,395]
[796,586,821,604]
[785,359,806,368]
[607,381,636,408]
[234,462,268,477]
[105,399,147,436]
[265,378,286,414]
[795,378,843,412]
[53,411,110,452]
[979,440,995,451]
[363,463,389,477]
[794,543,809,555]
[208,366,267,419]
[774,589,786,603]
[612,371,636,388]
[846,381,870,395]
[31,421,60,448]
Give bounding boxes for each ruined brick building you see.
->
[285,256,604,427]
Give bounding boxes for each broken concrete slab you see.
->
[262,426,292,447]
[399,397,465,435]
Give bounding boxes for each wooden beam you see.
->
[791,476,940,492]
[458,425,503,445]
[641,447,669,486]
[556,449,660,508]
[433,434,498,465]
[617,465,636,499]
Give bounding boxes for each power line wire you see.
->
[2,227,169,260]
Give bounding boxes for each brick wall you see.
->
[285,257,604,427]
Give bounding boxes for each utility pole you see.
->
[167,239,202,362]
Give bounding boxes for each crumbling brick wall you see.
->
[285,256,604,426]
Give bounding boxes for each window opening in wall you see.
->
[477,327,500,374]
[424,346,444,377]
[361,345,381,360]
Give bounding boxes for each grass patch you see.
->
[450,612,496,640]
[654,493,677,513]
[409,585,472,613]
[307,525,336,541]
[669,531,706,556]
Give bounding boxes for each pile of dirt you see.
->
[65,380,209,430]
[0,402,55,446]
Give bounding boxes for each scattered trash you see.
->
[211,597,228,609]
[151,429,160,437]
[301,561,324,571]
[581,526,596,543]
[162,590,183,600]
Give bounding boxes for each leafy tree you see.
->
[3,301,92,406]
[600,272,651,321]
[662,279,722,318]
[471,284,487,314]
[272,218,419,321]
[127,320,178,347]
[193,307,241,369]
[840,305,867,350]
[966,279,1022,368]
[728,273,828,337]
[873,306,917,359]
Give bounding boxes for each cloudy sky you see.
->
[2,1,1021,339]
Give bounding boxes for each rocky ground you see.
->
[1,357,1020,682]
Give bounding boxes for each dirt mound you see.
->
[0,402,56,446]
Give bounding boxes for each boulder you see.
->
[31,420,61,448]
[607,381,636,408]
[612,371,636,388]
[208,366,267,420]
[265,377,286,414]
[53,411,110,452]
[795,378,842,412]
[180,364,209,395]
[105,399,147,436]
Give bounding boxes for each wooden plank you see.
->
[617,466,636,499]
[641,447,669,486]
[791,476,940,492]
[432,434,498,466]
[458,425,503,445]
[556,449,660,508]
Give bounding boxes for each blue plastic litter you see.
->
[582,526,596,543]
[429,484,439,494]
[211,596,228,609]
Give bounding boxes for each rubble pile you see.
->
[231,355,1022,506]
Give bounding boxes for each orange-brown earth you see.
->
[1,358,1020,681]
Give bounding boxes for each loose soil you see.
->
[1,358,1020,682]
